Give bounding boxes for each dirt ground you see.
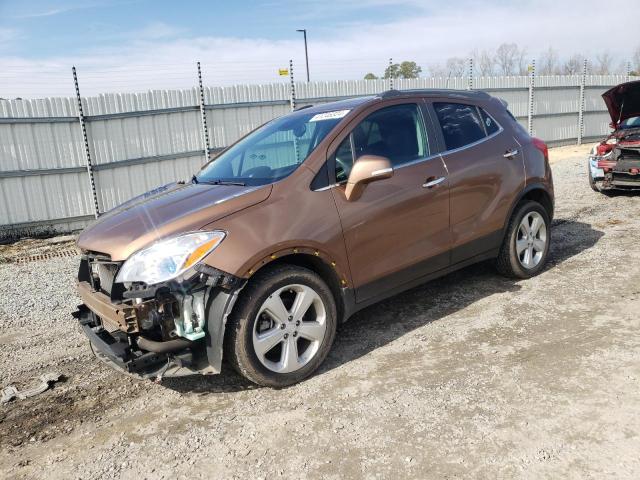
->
[1,144,639,479]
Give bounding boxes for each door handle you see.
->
[503,148,519,158]
[422,176,446,188]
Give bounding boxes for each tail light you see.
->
[532,137,548,162]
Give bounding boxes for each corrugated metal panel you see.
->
[1,75,637,233]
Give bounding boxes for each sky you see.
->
[0,0,638,98]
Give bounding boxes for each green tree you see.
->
[363,72,378,80]
[384,61,422,79]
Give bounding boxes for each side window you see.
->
[433,102,486,151]
[354,104,428,167]
[333,104,429,181]
[479,108,499,135]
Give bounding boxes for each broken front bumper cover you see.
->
[73,305,199,379]
[72,267,245,379]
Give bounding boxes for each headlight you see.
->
[115,231,226,285]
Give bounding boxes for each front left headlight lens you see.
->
[115,231,226,285]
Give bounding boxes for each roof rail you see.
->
[377,88,491,100]
[294,104,313,111]
[378,89,404,99]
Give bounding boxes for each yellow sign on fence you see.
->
[278,69,289,76]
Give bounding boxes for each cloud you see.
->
[1,0,638,98]
[0,27,20,42]
[7,0,138,19]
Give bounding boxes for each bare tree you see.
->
[445,57,467,76]
[595,51,614,74]
[427,63,447,77]
[633,45,640,75]
[562,54,584,75]
[495,43,520,75]
[538,47,559,75]
[516,47,529,75]
[471,49,496,76]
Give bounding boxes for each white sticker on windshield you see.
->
[309,110,350,122]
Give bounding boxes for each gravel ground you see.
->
[1,144,639,479]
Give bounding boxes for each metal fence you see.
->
[0,72,635,239]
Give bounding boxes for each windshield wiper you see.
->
[199,179,246,186]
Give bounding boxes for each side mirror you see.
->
[344,155,393,201]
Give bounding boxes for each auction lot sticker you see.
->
[309,110,351,122]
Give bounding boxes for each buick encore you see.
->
[73,89,554,387]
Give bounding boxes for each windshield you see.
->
[620,116,640,129]
[196,109,350,186]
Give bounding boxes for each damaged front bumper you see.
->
[72,255,245,379]
[590,137,640,190]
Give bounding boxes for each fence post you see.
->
[577,59,587,145]
[527,60,535,136]
[289,59,296,111]
[72,66,100,219]
[627,62,632,82]
[197,62,212,162]
[467,58,474,90]
[388,58,394,90]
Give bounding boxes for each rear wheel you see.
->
[224,265,337,388]
[496,200,550,279]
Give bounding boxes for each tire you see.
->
[496,200,551,279]
[224,265,337,388]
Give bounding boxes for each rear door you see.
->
[329,100,451,303]
[426,100,525,263]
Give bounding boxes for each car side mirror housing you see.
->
[344,155,393,201]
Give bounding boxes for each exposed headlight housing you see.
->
[115,231,226,285]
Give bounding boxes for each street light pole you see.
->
[296,29,310,82]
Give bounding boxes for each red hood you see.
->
[77,182,272,261]
[602,80,640,126]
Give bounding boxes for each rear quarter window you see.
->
[479,108,500,135]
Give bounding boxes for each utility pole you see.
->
[296,29,310,82]
[72,66,100,219]
[197,62,211,162]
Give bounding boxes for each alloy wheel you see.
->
[252,284,327,374]
[516,211,547,269]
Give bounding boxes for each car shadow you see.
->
[163,219,603,394]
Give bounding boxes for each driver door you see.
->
[329,101,451,303]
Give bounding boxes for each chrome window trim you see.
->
[314,152,442,190]
[394,153,441,170]
[439,124,504,158]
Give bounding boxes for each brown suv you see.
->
[73,89,554,387]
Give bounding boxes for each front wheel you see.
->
[224,265,337,388]
[496,200,551,279]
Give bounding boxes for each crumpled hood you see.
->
[77,182,272,261]
[602,80,640,126]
